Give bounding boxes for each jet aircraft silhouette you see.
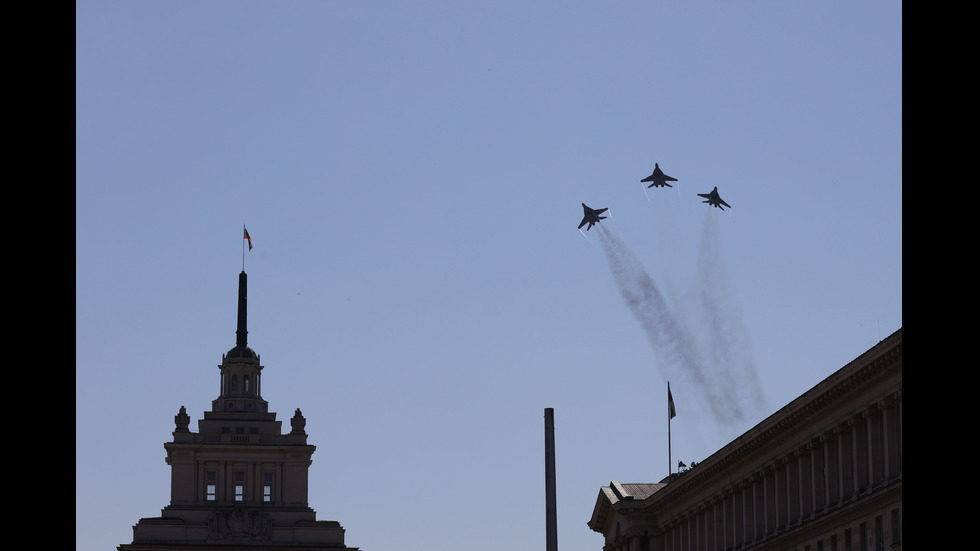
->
[698,187,731,210]
[578,203,608,231]
[641,163,678,188]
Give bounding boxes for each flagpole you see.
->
[668,381,672,477]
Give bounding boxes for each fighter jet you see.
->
[641,163,678,188]
[578,203,608,231]
[698,187,731,210]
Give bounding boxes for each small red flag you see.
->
[244,227,253,250]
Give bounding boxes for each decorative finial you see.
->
[174,405,190,432]
[290,408,307,435]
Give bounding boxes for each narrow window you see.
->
[830,534,837,551]
[232,374,239,391]
[206,470,217,501]
[234,471,245,502]
[845,528,852,551]
[890,509,901,543]
[244,375,250,392]
[817,540,824,551]
[860,522,867,551]
[874,516,883,550]
[263,472,273,502]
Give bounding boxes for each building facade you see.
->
[588,328,902,551]
[119,271,359,550]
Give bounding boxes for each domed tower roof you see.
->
[223,343,259,363]
[214,270,268,413]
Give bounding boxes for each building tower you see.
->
[119,271,359,550]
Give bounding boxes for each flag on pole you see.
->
[244,227,253,250]
[668,383,677,419]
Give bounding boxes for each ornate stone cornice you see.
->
[639,330,901,511]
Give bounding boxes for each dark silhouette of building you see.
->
[119,271,359,550]
[589,328,902,551]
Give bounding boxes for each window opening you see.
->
[263,472,273,502]
[206,470,216,501]
[234,471,245,502]
[890,509,901,543]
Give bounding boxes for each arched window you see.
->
[244,375,250,393]
[232,374,239,391]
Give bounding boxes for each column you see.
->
[840,419,855,500]
[788,452,800,525]
[869,402,886,487]
[735,482,745,547]
[753,473,763,541]
[814,436,827,513]
[856,410,870,493]
[799,446,812,519]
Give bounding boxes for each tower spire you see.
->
[219,270,262,410]
[223,271,257,364]
[236,270,248,348]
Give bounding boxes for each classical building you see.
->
[119,271,359,550]
[588,328,902,551]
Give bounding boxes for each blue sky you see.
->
[76,3,901,550]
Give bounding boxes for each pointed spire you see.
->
[223,271,258,364]
[236,271,248,348]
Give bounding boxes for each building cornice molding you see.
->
[634,330,901,513]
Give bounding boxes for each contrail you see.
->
[594,220,765,429]
[595,226,728,422]
[696,213,767,422]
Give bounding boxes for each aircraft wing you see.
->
[579,204,607,230]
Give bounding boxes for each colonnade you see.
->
[658,391,902,551]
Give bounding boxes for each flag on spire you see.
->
[668,383,677,419]
[244,227,253,250]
